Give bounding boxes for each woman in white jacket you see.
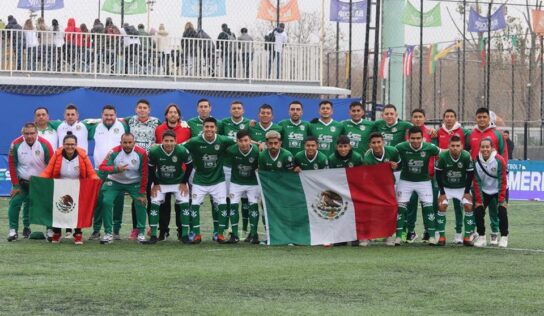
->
[156,24,171,75]
[23,19,39,71]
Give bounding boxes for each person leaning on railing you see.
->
[6,15,24,71]
[181,22,198,75]
[23,19,39,71]
[51,19,64,71]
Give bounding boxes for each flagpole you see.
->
[457,46,461,119]
[98,0,101,20]
[277,0,280,26]
[336,22,339,88]
[511,49,514,137]
[121,0,125,26]
[348,0,353,95]
[402,60,405,111]
[540,36,543,146]
[419,0,423,110]
[321,0,325,89]
[198,0,203,31]
[486,2,491,109]
[388,51,391,104]
[41,0,44,18]
[462,0,466,122]
[433,60,437,118]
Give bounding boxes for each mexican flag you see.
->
[258,164,397,246]
[29,177,102,228]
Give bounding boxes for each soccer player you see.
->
[7,123,53,241]
[34,107,59,149]
[434,135,475,246]
[225,130,260,244]
[468,108,508,245]
[342,101,374,154]
[249,104,283,151]
[328,135,363,168]
[184,117,235,243]
[293,136,328,171]
[472,138,509,248]
[308,100,344,157]
[187,98,213,137]
[278,100,311,155]
[395,126,440,246]
[258,130,295,172]
[362,132,401,169]
[154,104,191,240]
[147,130,193,244]
[56,104,90,152]
[98,133,148,244]
[372,104,412,147]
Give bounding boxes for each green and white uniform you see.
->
[258,148,295,172]
[308,119,344,157]
[372,119,412,147]
[294,151,329,170]
[278,119,310,155]
[328,151,363,168]
[218,117,250,189]
[362,146,401,166]
[343,119,374,154]
[37,122,59,150]
[249,122,283,144]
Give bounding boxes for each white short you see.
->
[441,187,472,206]
[229,183,260,204]
[191,182,227,205]
[151,184,189,205]
[393,171,401,185]
[223,166,231,195]
[397,179,433,204]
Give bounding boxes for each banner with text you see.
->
[182,0,226,18]
[17,0,63,11]
[330,0,367,23]
[468,5,506,32]
[508,160,544,201]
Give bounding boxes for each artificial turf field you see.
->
[0,197,543,315]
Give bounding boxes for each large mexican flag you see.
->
[258,164,397,245]
[29,177,102,228]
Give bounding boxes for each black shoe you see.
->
[158,230,169,241]
[422,231,430,243]
[181,235,191,244]
[22,227,31,239]
[177,229,182,241]
[244,234,252,243]
[142,236,158,244]
[250,235,259,244]
[7,233,18,242]
[333,242,348,246]
[351,240,360,247]
[406,231,418,244]
[227,234,240,244]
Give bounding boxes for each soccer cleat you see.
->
[142,236,158,245]
[64,230,73,239]
[498,236,508,248]
[46,228,54,242]
[359,239,370,247]
[158,230,169,241]
[244,234,252,243]
[227,234,240,244]
[22,227,31,239]
[74,233,83,245]
[129,228,139,241]
[490,234,499,246]
[177,229,182,241]
[51,233,62,244]
[323,243,332,248]
[7,229,18,242]
[463,237,474,247]
[188,231,196,242]
[113,233,121,241]
[422,231,430,243]
[181,235,192,244]
[100,233,113,244]
[437,236,446,246]
[192,234,202,244]
[385,236,396,246]
[406,232,418,244]
[454,233,463,245]
[88,231,101,241]
[137,234,146,243]
[474,235,487,248]
[250,235,260,245]
[428,236,437,246]
[394,237,402,246]
[216,234,226,244]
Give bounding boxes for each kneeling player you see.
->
[293,136,329,171]
[328,135,363,168]
[434,135,474,246]
[147,130,193,244]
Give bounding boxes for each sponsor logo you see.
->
[311,190,348,221]
[55,195,76,214]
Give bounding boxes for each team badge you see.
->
[192,193,197,199]
[277,161,282,168]
[311,190,348,221]
[35,150,41,156]
[287,156,293,162]
[313,164,318,170]
[348,163,354,167]
[491,167,497,172]
[360,126,366,131]
[172,156,178,163]
[74,166,80,171]
[48,130,54,134]
[131,159,137,165]
[55,195,76,214]
[249,157,255,163]
[214,144,220,150]
[240,124,245,129]
[457,162,463,168]
[114,128,119,133]
[300,125,305,131]
[106,181,112,186]
[76,125,82,131]
[392,127,397,133]
[331,126,336,132]
[420,152,426,157]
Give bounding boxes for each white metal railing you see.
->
[0,29,321,83]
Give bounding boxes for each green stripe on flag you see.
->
[258,171,311,245]
[29,177,54,227]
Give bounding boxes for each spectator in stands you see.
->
[217,23,236,78]
[6,15,24,70]
[36,17,50,71]
[138,24,151,72]
[156,23,171,75]
[268,23,288,79]
[504,130,514,160]
[90,18,105,71]
[91,18,104,33]
[123,23,140,74]
[64,18,81,70]
[51,19,64,71]
[23,19,39,71]
[104,17,121,72]
[238,27,253,78]
[181,21,198,75]
[79,23,91,71]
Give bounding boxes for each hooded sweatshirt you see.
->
[473,151,508,205]
[468,124,508,161]
[436,122,467,149]
[64,18,81,46]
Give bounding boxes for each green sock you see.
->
[191,204,201,235]
[149,203,160,237]
[249,204,259,236]
[422,205,436,238]
[436,211,446,238]
[464,211,475,238]
[396,204,407,238]
[218,204,228,235]
[230,203,239,237]
[178,202,190,237]
[241,198,249,231]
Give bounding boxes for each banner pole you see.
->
[419,0,423,110]
[348,0,352,94]
[41,0,44,18]
[462,0,466,122]
[198,0,202,31]
[486,2,491,109]
[277,0,280,26]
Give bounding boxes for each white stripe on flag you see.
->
[300,169,357,245]
[52,179,80,228]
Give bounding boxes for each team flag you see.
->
[29,177,102,229]
[479,37,487,67]
[330,0,367,23]
[379,48,392,79]
[102,0,147,15]
[467,5,506,32]
[17,0,64,11]
[403,46,415,76]
[257,0,300,22]
[258,164,397,246]
[182,0,226,17]
[533,10,544,35]
[434,41,462,61]
[401,1,441,27]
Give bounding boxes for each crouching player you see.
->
[434,135,475,246]
[147,130,193,244]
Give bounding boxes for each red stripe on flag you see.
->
[77,178,102,228]
[346,164,397,240]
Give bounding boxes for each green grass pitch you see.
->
[0,197,543,315]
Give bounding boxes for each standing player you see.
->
[278,101,311,156]
[434,135,474,246]
[308,100,344,157]
[98,133,148,244]
[372,104,412,147]
[184,117,235,243]
[342,101,374,154]
[293,136,328,171]
[395,126,440,246]
[187,99,213,137]
[56,104,90,153]
[34,107,59,150]
[472,139,509,248]
[147,130,193,244]
[249,104,283,150]
[7,123,53,241]
[328,135,363,168]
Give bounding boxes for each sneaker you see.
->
[394,237,402,246]
[454,233,463,245]
[100,233,113,244]
[359,239,370,247]
[88,231,101,241]
[437,236,446,246]
[64,231,73,239]
[177,229,182,241]
[406,232,418,244]
[323,243,332,248]
[428,236,437,246]
[181,235,192,244]
[52,233,62,244]
[192,234,202,244]
[216,234,226,244]
[212,232,218,242]
[490,233,499,246]
[129,228,139,241]
[142,236,158,244]
[7,229,18,242]
[250,235,260,245]
[74,233,83,245]
[463,237,474,247]
[422,231,430,243]
[385,236,396,246]
[351,240,360,247]
[158,230,169,241]
[137,234,146,243]
[46,228,54,242]
[22,227,31,239]
[227,234,240,244]
[498,236,508,248]
[474,235,487,248]
[244,234,252,243]
[113,233,121,241]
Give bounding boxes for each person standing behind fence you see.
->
[90,19,105,71]
[6,16,24,71]
[51,19,64,71]
[64,18,81,71]
[238,28,253,78]
[217,23,236,78]
[23,19,39,71]
[79,23,91,71]
[123,23,140,75]
[181,22,198,75]
[268,23,287,79]
[137,24,151,72]
[156,24,171,76]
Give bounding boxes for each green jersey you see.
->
[362,146,401,166]
[226,144,259,185]
[219,117,250,167]
[308,119,344,157]
[342,119,374,153]
[148,144,192,184]
[184,134,235,185]
[258,148,294,172]
[294,151,329,170]
[187,116,208,137]
[395,141,440,182]
[372,119,412,146]
[278,119,311,155]
[434,150,474,189]
[249,122,283,144]
[328,151,363,168]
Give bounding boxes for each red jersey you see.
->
[436,123,467,149]
[155,121,191,144]
[468,125,508,161]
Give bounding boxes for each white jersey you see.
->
[57,121,89,152]
[13,139,50,181]
[38,125,58,150]
[92,120,125,167]
[107,149,142,184]
[60,156,80,179]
